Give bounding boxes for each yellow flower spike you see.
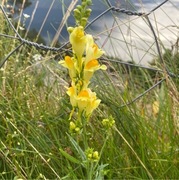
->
[69,26,86,59]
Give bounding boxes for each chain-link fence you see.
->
[0,0,178,108]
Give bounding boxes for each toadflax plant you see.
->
[59,0,115,179]
[59,0,106,135]
[61,27,106,119]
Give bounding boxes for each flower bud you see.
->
[67,27,74,33]
[74,8,81,20]
[81,17,88,27]
[102,116,115,129]
[88,153,92,159]
[74,8,81,15]
[86,0,92,6]
[85,8,92,17]
[76,5,82,11]
[70,121,76,130]
[93,151,99,160]
[75,127,80,132]
[82,2,86,7]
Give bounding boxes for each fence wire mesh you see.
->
[0,0,178,108]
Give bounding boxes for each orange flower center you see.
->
[78,90,90,98]
[86,59,99,69]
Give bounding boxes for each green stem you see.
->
[87,162,94,180]
[81,113,88,150]
[93,133,109,171]
[80,112,95,179]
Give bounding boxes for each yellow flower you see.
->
[76,88,101,116]
[84,59,107,83]
[67,86,77,107]
[59,56,76,80]
[85,59,99,70]
[69,26,86,59]
[66,86,100,116]
[85,34,104,64]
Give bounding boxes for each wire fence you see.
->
[0,0,178,108]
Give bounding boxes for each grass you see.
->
[0,1,179,179]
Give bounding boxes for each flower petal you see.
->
[70,26,86,59]
[76,89,100,115]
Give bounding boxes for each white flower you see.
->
[23,13,30,19]
[33,54,42,61]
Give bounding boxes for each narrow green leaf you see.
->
[67,133,86,161]
[59,148,81,164]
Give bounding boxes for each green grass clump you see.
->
[0,3,179,179]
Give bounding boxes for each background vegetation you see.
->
[0,0,179,179]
